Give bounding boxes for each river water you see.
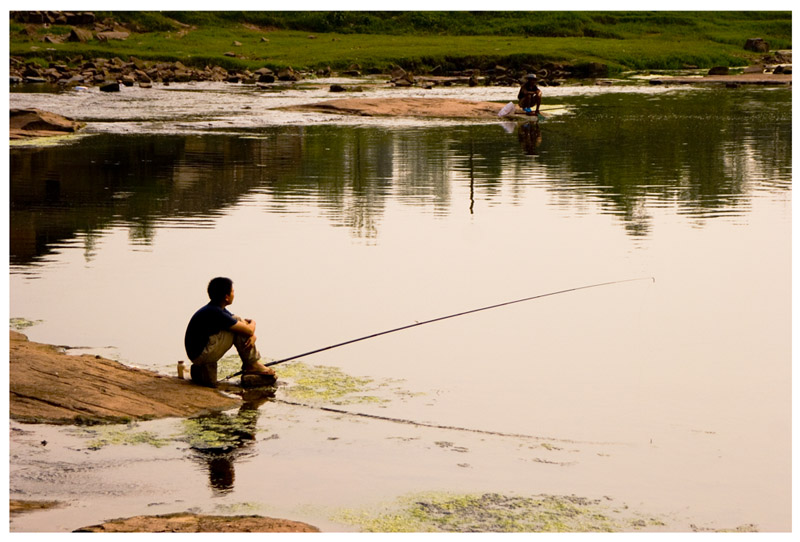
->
[7,80,792,532]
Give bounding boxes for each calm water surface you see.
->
[8,83,791,532]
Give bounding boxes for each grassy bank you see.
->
[10,11,792,75]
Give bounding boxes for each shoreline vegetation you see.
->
[10,11,792,90]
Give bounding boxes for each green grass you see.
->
[9,11,791,74]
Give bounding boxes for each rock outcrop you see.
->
[10,108,85,139]
[9,331,240,424]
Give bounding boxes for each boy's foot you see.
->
[243,360,276,376]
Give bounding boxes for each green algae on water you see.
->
[334,492,624,533]
[278,362,390,406]
[10,317,43,330]
[214,502,264,515]
[77,424,171,450]
[217,353,244,379]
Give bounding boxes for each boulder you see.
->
[130,56,147,70]
[744,38,769,53]
[18,25,38,37]
[22,65,42,78]
[391,66,407,80]
[10,108,85,138]
[174,70,193,82]
[707,66,730,75]
[277,67,299,81]
[96,31,129,41]
[391,67,415,85]
[66,12,96,25]
[99,81,120,92]
[67,27,93,43]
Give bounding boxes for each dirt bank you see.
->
[9,330,240,424]
[282,97,527,119]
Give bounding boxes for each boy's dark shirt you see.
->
[184,303,238,360]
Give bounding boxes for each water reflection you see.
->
[9,89,790,268]
[517,122,543,155]
[184,389,274,495]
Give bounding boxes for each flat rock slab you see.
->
[9,331,240,424]
[283,97,524,119]
[74,512,319,533]
[10,108,85,140]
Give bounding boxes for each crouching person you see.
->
[184,277,275,387]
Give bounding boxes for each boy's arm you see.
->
[230,318,257,347]
[230,318,255,336]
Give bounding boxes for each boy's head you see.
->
[208,277,234,304]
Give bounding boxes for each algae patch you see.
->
[278,362,392,406]
[335,492,627,532]
[75,424,171,450]
[216,353,245,379]
[10,317,43,330]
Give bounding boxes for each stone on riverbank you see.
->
[9,331,240,424]
[74,512,319,533]
[10,108,85,139]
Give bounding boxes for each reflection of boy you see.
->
[184,277,274,387]
[518,74,542,116]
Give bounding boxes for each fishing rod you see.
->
[225,276,654,380]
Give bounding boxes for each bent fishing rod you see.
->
[225,276,654,380]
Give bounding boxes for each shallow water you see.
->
[8,81,792,532]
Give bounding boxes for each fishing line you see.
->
[224,276,655,380]
[271,398,620,446]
